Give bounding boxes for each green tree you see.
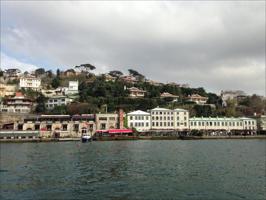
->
[109,70,123,77]
[35,94,47,113]
[51,77,60,88]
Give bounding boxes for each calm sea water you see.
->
[0,140,265,200]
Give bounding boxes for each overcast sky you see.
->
[1,1,265,95]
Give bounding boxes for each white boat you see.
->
[81,134,92,142]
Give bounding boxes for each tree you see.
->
[109,70,123,77]
[75,63,96,74]
[35,94,47,113]
[0,69,3,77]
[56,69,61,77]
[194,105,212,117]
[46,70,53,78]
[35,68,45,76]
[51,77,60,88]
[128,69,145,81]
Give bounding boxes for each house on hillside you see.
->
[19,75,41,91]
[128,87,146,98]
[45,95,73,110]
[187,94,208,105]
[0,92,33,113]
[3,68,22,79]
[160,92,179,102]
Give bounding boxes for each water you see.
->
[0,140,265,200]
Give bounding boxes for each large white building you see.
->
[150,107,189,130]
[189,117,257,133]
[19,76,41,90]
[127,110,151,132]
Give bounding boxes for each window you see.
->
[100,123,106,130]
[62,124,67,131]
[177,122,179,126]
[130,116,133,120]
[184,122,187,126]
[130,123,133,127]
[74,124,79,131]
[35,124,40,130]
[164,122,166,126]
[146,122,149,127]
[47,125,52,131]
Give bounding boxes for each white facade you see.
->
[189,117,257,132]
[46,96,73,109]
[19,76,41,90]
[127,110,151,132]
[151,108,174,130]
[174,109,189,130]
[65,81,79,95]
[150,107,189,130]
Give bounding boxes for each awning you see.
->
[108,129,133,134]
[96,129,133,134]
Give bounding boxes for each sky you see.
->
[1,1,265,96]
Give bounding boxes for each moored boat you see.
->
[81,135,92,142]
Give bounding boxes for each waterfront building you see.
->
[258,115,266,133]
[19,75,41,91]
[20,114,96,138]
[150,107,175,130]
[0,92,32,113]
[189,117,257,134]
[127,110,151,132]
[95,113,119,130]
[174,108,189,130]
[0,84,16,97]
[187,94,208,104]
[45,95,73,109]
[128,87,146,98]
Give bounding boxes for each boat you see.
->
[81,134,92,142]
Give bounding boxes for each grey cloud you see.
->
[1,1,265,95]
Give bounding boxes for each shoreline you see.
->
[0,135,266,143]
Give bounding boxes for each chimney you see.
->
[119,108,124,129]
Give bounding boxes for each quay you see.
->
[0,130,265,143]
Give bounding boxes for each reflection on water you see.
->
[0,140,265,200]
